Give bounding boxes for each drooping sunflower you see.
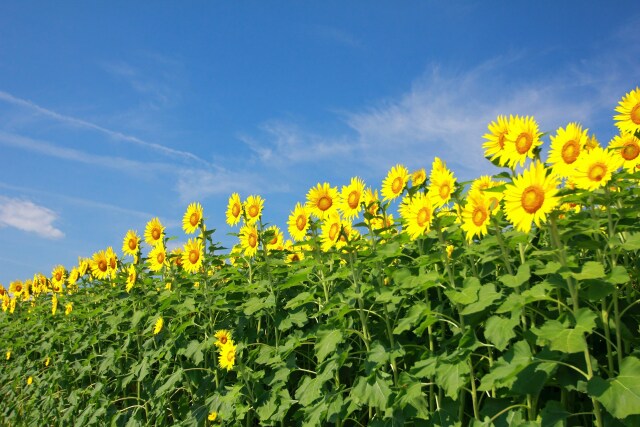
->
[503,161,560,233]
[381,164,409,201]
[226,193,243,226]
[144,217,165,247]
[122,230,141,258]
[153,317,164,335]
[572,146,623,191]
[218,340,237,371]
[502,116,543,169]
[214,329,233,348]
[105,246,118,279]
[65,302,73,316]
[428,158,456,208]
[411,168,427,187]
[400,192,435,240]
[546,123,588,178]
[90,250,110,280]
[181,238,204,274]
[265,225,284,251]
[614,87,640,135]
[244,195,264,225]
[125,264,136,293]
[482,115,512,166]
[339,177,366,220]
[608,133,640,172]
[182,202,204,234]
[239,224,259,257]
[321,212,344,252]
[306,182,339,219]
[287,202,310,242]
[148,244,168,273]
[461,191,492,242]
[50,265,66,291]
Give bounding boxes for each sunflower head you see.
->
[214,329,233,347]
[614,87,640,135]
[572,146,623,191]
[182,202,204,234]
[125,264,136,293]
[482,115,512,165]
[226,193,243,226]
[265,225,284,251]
[339,177,366,220]
[287,202,310,242]
[503,116,543,169]
[547,123,588,178]
[144,217,165,247]
[50,265,66,289]
[90,250,109,280]
[608,133,640,172]
[428,158,456,208]
[153,317,164,335]
[148,244,168,273]
[218,340,237,371]
[461,190,492,242]
[244,195,264,225]
[65,302,73,316]
[306,183,339,219]
[381,164,409,201]
[181,238,204,274]
[239,224,259,257]
[411,168,427,186]
[400,192,434,240]
[122,230,141,258]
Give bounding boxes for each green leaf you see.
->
[588,356,640,419]
[620,233,640,250]
[278,308,308,332]
[315,329,343,364]
[393,302,430,335]
[445,277,481,305]
[484,314,519,351]
[185,340,204,366]
[460,283,501,315]
[479,341,532,392]
[572,261,606,280]
[608,265,630,285]
[155,369,183,396]
[533,308,597,354]
[540,400,570,427]
[499,263,530,288]
[350,371,393,411]
[284,291,313,310]
[436,360,470,400]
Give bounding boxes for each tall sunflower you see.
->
[125,264,136,293]
[154,317,164,335]
[182,202,204,234]
[321,212,344,252]
[339,177,366,220]
[51,293,58,316]
[9,280,24,297]
[148,244,168,273]
[144,217,165,247]
[482,115,512,166]
[461,191,492,242]
[65,303,73,316]
[287,202,310,242]
[218,340,237,371]
[90,250,110,280]
[50,265,66,291]
[400,192,435,240]
[226,193,243,226]
[239,224,259,257]
[181,238,204,274]
[469,176,503,210]
[502,116,543,169]
[363,188,380,217]
[306,182,339,220]
[608,133,640,173]
[614,87,640,135]
[381,164,409,201]
[265,225,284,252]
[411,168,427,187]
[105,246,118,279]
[546,123,588,178]
[503,161,560,233]
[428,157,456,208]
[572,146,623,191]
[122,230,140,258]
[244,195,264,225]
[77,257,90,277]
[214,329,233,348]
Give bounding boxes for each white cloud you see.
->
[0,196,64,239]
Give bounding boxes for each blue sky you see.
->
[0,2,639,285]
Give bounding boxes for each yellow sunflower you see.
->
[321,212,344,252]
[105,246,118,279]
[614,87,640,135]
[546,123,588,178]
[181,238,204,274]
[239,224,259,257]
[284,240,305,263]
[482,115,512,165]
[67,267,79,289]
[503,161,560,233]
[226,193,243,226]
[469,176,503,210]
[381,164,409,201]
[2,294,10,312]
[585,133,601,152]
[306,182,339,219]
[400,192,435,240]
[171,247,184,268]
[77,257,90,277]
[411,168,427,186]
[363,188,380,217]
[144,217,165,247]
[208,412,218,422]
[461,190,492,242]
[428,158,456,208]
[65,302,73,316]
[50,265,66,291]
[608,133,640,172]
[122,230,141,258]
[125,264,136,293]
[182,202,204,234]
[148,244,168,273]
[502,116,543,169]
[572,146,623,191]
[244,195,264,225]
[287,202,310,242]
[154,317,164,335]
[265,225,284,251]
[90,250,110,280]
[218,340,237,371]
[339,177,366,220]
[214,329,233,348]
[51,293,57,316]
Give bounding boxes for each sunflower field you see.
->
[1,88,640,427]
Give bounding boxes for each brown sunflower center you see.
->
[329,223,340,241]
[291,254,300,262]
[588,162,607,182]
[189,250,199,264]
[248,233,257,248]
[317,196,332,211]
[248,205,259,218]
[15,284,22,293]
[232,203,241,217]
[55,272,62,281]
[521,186,545,214]
[472,207,488,226]
[156,252,165,264]
[226,349,235,362]
[128,238,137,251]
[152,228,161,240]
[621,142,640,161]
[98,260,108,272]
[347,191,360,209]
[416,207,431,227]
[439,183,451,200]
[391,177,404,194]
[128,272,135,283]
[189,212,199,227]
[516,132,533,154]
[631,102,640,125]
[269,235,278,245]
[109,257,116,270]
[296,215,307,231]
[219,336,228,345]
[561,140,580,164]
[498,133,506,149]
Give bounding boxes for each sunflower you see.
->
[50,265,66,291]
[306,183,339,219]
[546,123,588,178]
[265,225,284,251]
[67,267,79,288]
[226,193,243,226]
[287,202,310,242]
[125,264,136,293]
[400,192,435,240]
[65,302,73,316]
[614,87,640,135]
[339,177,366,220]
[381,164,409,201]
[148,244,168,273]
[208,412,218,422]
[461,191,492,242]
[470,176,503,210]
[608,133,640,172]
[105,246,118,279]
[572,146,623,191]
[181,238,204,274]
[218,340,237,371]
[239,224,259,257]
[503,161,560,233]
[411,168,427,186]
[9,297,16,314]
[502,116,543,169]
[428,158,456,208]
[214,329,233,348]
[363,188,381,217]
[244,195,264,225]
[154,317,164,335]
[171,247,184,268]
[78,257,90,277]
[369,213,395,232]
[321,212,344,252]
[51,293,58,316]
[144,217,165,247]
[2,295,9,312]
[482,115,512,166]
[122,230,141,258]
[284,240,305,263]
[182,202,204,234]
[90,250,109,280]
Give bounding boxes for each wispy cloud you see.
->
[0,196,64,239]
[313,25,362,49]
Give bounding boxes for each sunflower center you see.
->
[561,140,580,164]
[472,207,487,226]
[318,196,332,211]
[98,260,108,272]
[296,215,307,231]
[291,254,300,262]
[156,252,165,264]
[152,228,161,240]
[621,142,640,161]
[189,250,199,264]
[232,203,241,217]
[219,336,227,345]
[109,257,116,270]
[248,205,259,218]
[439,183,451,200]
[128,273,135,282]
[631,103,640,125]
[189,212,199,227]
[226,349,235,362]
[329,223,340,241]
[347,191,360,209]
[55,272,62,281]
[391,177,404,194]
[269,235,278,245]
[416,207,431,227]
[248,233,257,248]
[521,186,545,214]
[15,284,22,293]
[516,132,533,154]
[128,238,137,250]
[588,162,607,182]
[498,133,506,149]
